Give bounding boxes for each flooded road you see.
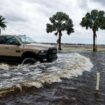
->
[0,52,105,105]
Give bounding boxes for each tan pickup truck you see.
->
[0,35,57,64]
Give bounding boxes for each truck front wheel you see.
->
[21,53,37,65]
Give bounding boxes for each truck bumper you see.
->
[38,54,57,62]
[38,48,57,62]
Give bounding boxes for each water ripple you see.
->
[0,53,93,90]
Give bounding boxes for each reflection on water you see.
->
[0,53,93,90]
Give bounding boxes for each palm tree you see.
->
[46,12,74,50]
[80,9,105,52]
[0,16,7,34]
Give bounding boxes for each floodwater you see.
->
[0,52,105,105]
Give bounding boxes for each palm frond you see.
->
[0,15,7,29]
[46,12,74,35]
[80,9,105,31]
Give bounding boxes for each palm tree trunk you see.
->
[0,29,1,35]
[58,31,62,50]
[93,30,97,52]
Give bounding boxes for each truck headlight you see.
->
[39,50,47,55]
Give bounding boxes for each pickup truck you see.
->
[0,35,57,64]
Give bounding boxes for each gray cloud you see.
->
[3,14,26,22]
[26,0,62,9]
[0,0,105,44]
[78,0,89,10]
[31,0,65,17]
[92,0,105,5]
[0,0,27,23]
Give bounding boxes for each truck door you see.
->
[0,35,23,57]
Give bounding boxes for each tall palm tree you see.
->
[0,16,7,34]
[46,12,74,50]
[80,9,105,52]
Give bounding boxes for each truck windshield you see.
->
[19,35,36,44]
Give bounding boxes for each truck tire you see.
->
[21,53,37,65]
[22,57,36,64]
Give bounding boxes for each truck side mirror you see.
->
[15,42,21,46]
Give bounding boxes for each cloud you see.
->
[0,0,105,44]
[92,0,105,5]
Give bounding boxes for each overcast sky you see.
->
[0,0,105,44]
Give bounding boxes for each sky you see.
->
[0,0,105,44]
